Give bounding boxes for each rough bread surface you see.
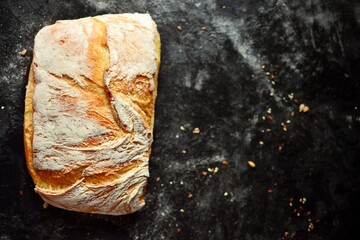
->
[24,13,160,215]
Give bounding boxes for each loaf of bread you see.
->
[24,13,160,215]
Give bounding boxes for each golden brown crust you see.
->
[24,14,161,215]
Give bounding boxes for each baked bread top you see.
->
[24,13,160,215]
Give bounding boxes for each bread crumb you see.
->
[188,193,193,199]
[299,104,310,113]
[259,141,264,145]
[19,190,24,196]
[43,202,49,209]
[156,177,160,182]
[308,222,314,232]
[299,104,305,112]
[247,161,256,168]
[221,160,229,165]
[20,49,27,56]
[180,208,185,213]
[176,228,181,233]
[224,192,229,196]
[201,171,207,176]
[180,126,185,131]
[177,25,182,32]
[192,127,200,134]
[201,26,207,32]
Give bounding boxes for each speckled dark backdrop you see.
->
[1,0,360,239]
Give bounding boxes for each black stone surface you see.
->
[1,0,360,239]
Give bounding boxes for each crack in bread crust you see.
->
[24,13,161,215]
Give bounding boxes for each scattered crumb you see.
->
[180,209,185,213]
[269,92,274,96]
[288,93,294,100]
[278,145,283,151]
[266,128,271,132]
[307,222,314,232]
[221,160,229,165]
[20,49,27,56]
[267,189,273,193]
[299,104,310,113]
[247,161,256,168]
[201,26,207,32]
[271,81,276,85]
[265,72,271,76]
[43,202,49,209]
[182,150,186,154]
[188,193,193,199]
[180,126,185,131]
[201,171,208,176]
[1,106,4,110]
[262,116,266,120]
[213,167,219,173]
[192,127,200,134]
[267,115,273,121]
[286,120,291,124]
[156,177,160,182]
[291,111,295,116]
[284,232,289,237]
[207,167,214,173]
[261,64,266,69]
[176,228,181,233]
[299,104,305,112]
[19,190,24,196]
[177,25,182,32]
[222,5,226,9]
[259,141,264,145]
[299,197,307,204]
[267,108,272,114]
[224,192,229,196]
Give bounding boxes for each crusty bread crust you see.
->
[24,14,160,215]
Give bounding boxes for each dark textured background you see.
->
[1,0,360,239]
